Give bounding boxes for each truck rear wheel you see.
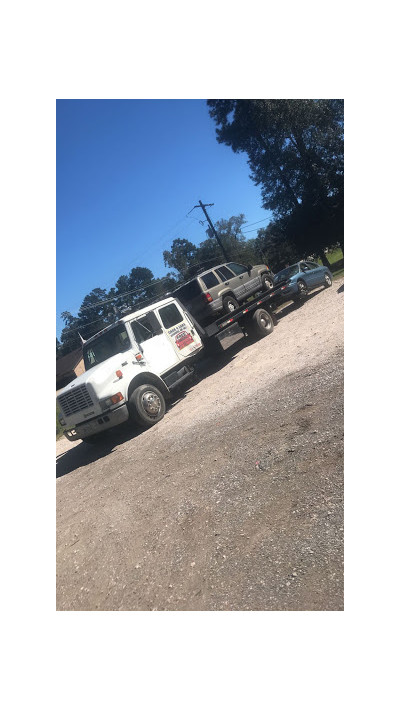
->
[247,308,274,339]
[128,384,166,428]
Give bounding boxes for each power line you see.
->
[58,213,269,319]
[243,217,270,228]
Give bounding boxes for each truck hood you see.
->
[58,352,128,395]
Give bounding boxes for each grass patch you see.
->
[317,247,344,279]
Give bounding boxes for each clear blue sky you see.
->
[57,99,272,337]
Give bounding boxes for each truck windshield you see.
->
[83,324,131,370]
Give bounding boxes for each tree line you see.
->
[57,99,343,358]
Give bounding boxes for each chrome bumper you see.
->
[63,404,130,441]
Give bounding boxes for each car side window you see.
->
[130,311,162,344]
[227,262,248,276]
[305,261,319,270]
[215,266,235,281]
[300,262,310,271]
[201,271,220,288]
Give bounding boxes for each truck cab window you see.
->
[83,324,131,370]
[130,311,162,344]
[158,303,184,329]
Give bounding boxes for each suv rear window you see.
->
[174,280,202,302]
[201,271,220,288]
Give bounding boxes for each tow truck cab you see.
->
[57,297,203,442]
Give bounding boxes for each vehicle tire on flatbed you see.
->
[222,295,239,313]
[246,308,274,339]
[261,273,274,291]
[128,384,166,428]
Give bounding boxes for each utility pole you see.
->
[189,200,229,262]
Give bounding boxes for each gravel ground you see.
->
[56,279,344,611]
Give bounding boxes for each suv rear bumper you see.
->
[63,403,129,441]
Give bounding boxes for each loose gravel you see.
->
[56,279,344,610]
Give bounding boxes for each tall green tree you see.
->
[163,238,198,280]
[207,99,344,263]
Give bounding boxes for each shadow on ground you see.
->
[274,287,324,320]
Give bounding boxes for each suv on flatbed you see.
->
[172,261,274,326]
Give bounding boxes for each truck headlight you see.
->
[100,392,124,410]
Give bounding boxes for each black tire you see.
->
[128,384,166,428]
[247,308,274,339]
[324,273,332,288]
[261,273,274,291]
[296,279,308,300]
[222,295,239,313]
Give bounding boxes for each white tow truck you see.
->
[57,297,203,443]
[57,280,288,443]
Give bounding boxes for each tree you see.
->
[163,238,198,280]
[207,99,344,264]
[115,274,133,311]
[128,266,156,305]
[254,220,300,271]
[59,311,82,355]
[195,214,259,270]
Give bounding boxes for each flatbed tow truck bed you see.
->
[199,280,289,339]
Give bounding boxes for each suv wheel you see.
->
[261,274,274,291]
[222,295,239,313]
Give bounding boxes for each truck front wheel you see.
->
[247,308,274,339]
[128,384,166,428]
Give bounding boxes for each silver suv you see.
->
[172,261,274,325]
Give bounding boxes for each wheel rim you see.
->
[260,313,271,331]
[227,299,236,312]
[298,282,306,293]
[325,275,332,286]
[141,391,162,417]
[263,278,272,291]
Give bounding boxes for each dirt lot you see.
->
[57,279,344,611]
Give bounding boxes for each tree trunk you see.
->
[319,250,331,267]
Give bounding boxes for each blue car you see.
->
[273,260,333,300]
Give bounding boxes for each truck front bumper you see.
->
[63,403,130,441]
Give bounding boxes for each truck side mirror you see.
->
[247,264,252,272]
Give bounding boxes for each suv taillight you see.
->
[202,292,213,303]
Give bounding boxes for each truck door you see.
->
[129,310,179,374]
[156,301,203,359]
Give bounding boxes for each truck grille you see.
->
[58,385,94,417]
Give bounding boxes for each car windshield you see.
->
[274,264,299,281]
[83,324,131,370]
